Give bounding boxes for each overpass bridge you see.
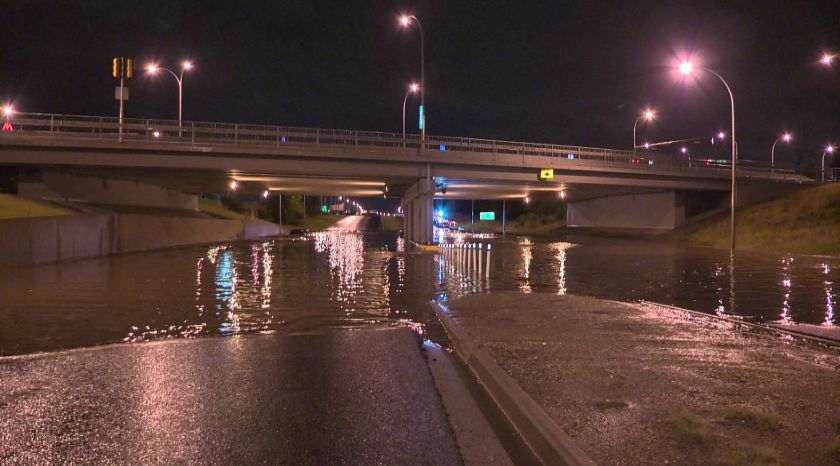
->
[0,113,809,244]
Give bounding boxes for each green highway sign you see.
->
[479,211,495,221]
[321,205,328,213]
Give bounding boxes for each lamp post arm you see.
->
[633,116,642,149]
[703,67,736,251]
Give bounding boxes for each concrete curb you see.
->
[431,301,595,466]
[639,301,840,348]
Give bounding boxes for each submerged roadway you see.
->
[0,215,465,465]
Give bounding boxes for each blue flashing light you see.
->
[435,209,445,218]
[567,153,575,160]
[439,144,446,151]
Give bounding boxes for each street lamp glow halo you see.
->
[679,61,694,75]
[783,133,792,142]
[822,53,834,65]
[2,105,13,117]
[182,61,193,70]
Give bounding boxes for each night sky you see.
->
[3,1,840,166]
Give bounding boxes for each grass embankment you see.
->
[683,183,840,256]
[456,212,565,236]
[285,214,346,231]
[380,215,403,232]
[0,194,73,219]
[198,198,254,220]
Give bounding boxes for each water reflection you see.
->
[3,230,840,356]
[780,257,794,324]
[519,238,532,294]
[553,242,574,295]
[824,263,835,326]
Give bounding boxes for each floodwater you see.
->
[0,221,837,355]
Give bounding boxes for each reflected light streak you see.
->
[823,263,835,326]
[780,257,794,324]
[519,237,532,293]
[553,242,575,295]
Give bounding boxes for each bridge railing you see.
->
[2,112,799,178]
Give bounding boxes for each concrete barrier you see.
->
[0,213,281,266]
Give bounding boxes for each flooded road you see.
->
[0,217,837,356]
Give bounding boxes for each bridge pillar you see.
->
[566,191,685,230]
[400,178,434,245]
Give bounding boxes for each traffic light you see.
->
[111,57,134,79]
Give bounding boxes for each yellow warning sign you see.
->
[539,168,554,180]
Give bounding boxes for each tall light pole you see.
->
[679,59,737,251]
[823,145,835,182]
[402,82,420,140]
[146,60,192,135]
[633,108,655,149]
[400,15,425,147]
[771,132,792,172]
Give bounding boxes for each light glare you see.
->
[400,16,411,27]
[679,61,694,75]
[2,105,13,117]
[822,54,834,65]
[182,61,192,70]
[229,180,238,190]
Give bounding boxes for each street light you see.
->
[402,82,420,140]
[633,108,655,149]
[823,145,835,182]
[821,53,835,66]
[717,131,726,140]
[2,105,12,117]
[771,132,792,171]
[399,14,425,147]
[678,58,737,251]
[146,60,193,135]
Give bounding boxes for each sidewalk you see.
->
[440,292,840,465]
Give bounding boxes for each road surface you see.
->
[0,328,461,465]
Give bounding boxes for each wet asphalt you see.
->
[0,328,461,465]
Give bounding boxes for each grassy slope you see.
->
[198,198,254,220]
[456,212,565,236]
[380,215,403,232]
[683,183,840,255]
[0,194,74,219]
[285,214,346,231]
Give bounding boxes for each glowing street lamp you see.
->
[229,180,238,191]
[146,60,193,134]
[717,131,726,140]
[771,132,792,171]
[2,105,13,118]
[402,82,420,140]
[823,145,835,182]
[633,108,655,149]
[399,14,426,146]
[821,53,835,66]
[678,58,737,250]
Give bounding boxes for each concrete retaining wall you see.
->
[0,214,281,266]
[19,171,199,210]
[566,191,685,230]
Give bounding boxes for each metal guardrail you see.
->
[0,112,799,178]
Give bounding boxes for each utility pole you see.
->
[112,57,134,143]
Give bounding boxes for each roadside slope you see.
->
[681,183,840,255]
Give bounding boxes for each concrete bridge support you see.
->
[400,178,434,245]
[566,191,685,230]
